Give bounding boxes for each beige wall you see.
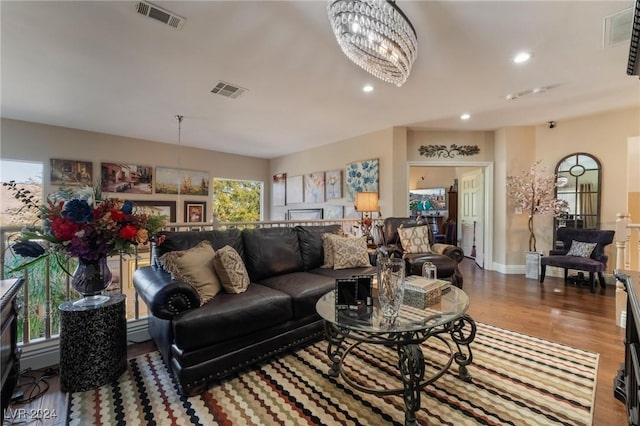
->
[269,127,402,220]
[0,118,270,222]
[406,130,494,162]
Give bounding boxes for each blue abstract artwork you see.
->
[346,158,379,201]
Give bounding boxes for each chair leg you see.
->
[598,272,606,288]
[589,273,595,293]
[539,265,546,283]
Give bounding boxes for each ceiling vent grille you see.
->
[211,81,248,99]
[603,7,633,48]
[135,2,185,30]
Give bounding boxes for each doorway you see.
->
[407,161,493,271]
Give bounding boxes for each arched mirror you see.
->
[554,153,601,247]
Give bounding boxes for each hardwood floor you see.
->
[3,259,627,425]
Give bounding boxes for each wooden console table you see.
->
[1,278,24,415]
[614,270,640,425]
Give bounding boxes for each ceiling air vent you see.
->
[135,1,185,30]
[211,81,248,99]
[603,7,633,48]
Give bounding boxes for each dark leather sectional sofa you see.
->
[133,225,376,396]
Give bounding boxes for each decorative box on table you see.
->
[403,276,442,309]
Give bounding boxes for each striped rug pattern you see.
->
[67,322,598,425]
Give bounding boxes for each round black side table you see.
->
[59,293,127,392]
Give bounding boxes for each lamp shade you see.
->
[355,192,379,212]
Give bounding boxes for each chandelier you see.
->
[327,0,417,87]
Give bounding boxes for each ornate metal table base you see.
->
[325,314,476,426]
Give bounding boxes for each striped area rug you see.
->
[67,322,598,425]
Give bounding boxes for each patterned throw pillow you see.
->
[159,240,222,303]
[332,236,371,270]
[566,240,597,258]
[397,225,433,254]
[213,245,250,293]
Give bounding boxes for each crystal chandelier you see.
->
[327,0,417,87]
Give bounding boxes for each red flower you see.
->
[51,218,80,241]
[119,225,138,240]
[110,209,125,222]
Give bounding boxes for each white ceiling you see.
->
[2,1,639,159]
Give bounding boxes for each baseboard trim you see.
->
[19,318,151,371]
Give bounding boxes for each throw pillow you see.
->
[213,245,250,293]
[321,233,340,268]
[397,225,433,254]
[566,240,597,258]
[332,236,372,270]
[159,240,222,303]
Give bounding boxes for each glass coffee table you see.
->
[315,285,476,426]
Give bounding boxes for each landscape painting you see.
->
[155,167,209,196]
[101,162,152,194]
[50,159,93,186]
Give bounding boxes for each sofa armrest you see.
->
[133,266,201,320]
[431,243,464,263]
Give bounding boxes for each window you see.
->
[212,178,263,222]
[0,159,43,226]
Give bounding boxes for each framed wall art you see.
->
[346,158,379,201]
[272,173,286,206]
[101,162,153,194]
[133,200,176,222]
[304,172,325,203]
[286,175,304,204]
[287,208,323,221]
[50,158,93,186]
[184,201,207,223]
[325,169,342,200]
[324,205,344,219]
[155,167,209,196]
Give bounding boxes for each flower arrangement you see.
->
[506,161,568,252]
[5,182,167,270]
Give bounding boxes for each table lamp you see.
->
[355,192,379,243]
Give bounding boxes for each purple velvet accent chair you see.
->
[539,228,615,293]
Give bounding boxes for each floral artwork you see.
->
[324,205,343,219]
[272,173,286,206]
[506,161,569,251]
[346,159,379,202]
[344,206,361,219]
[286,175,303,204]
[155,167,209,196]
[325,170,342,200]
[304,172,325,203]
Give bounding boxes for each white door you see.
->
[460,169,484,268]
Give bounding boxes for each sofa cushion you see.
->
[172,283,292,351]
[156,229,244,260]
[566,240,597,258]
[258,272,335,319]
[213,246,250,293]
[242,227,304,281]
[398,225,433,254]
[332,236,372,269]
[159,240,222,303]
[295,225,343,270]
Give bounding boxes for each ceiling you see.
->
[2,1,639,159]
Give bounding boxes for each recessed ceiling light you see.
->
[513,51,532,64]
[460,113,471,120]
[363,84,374,92]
